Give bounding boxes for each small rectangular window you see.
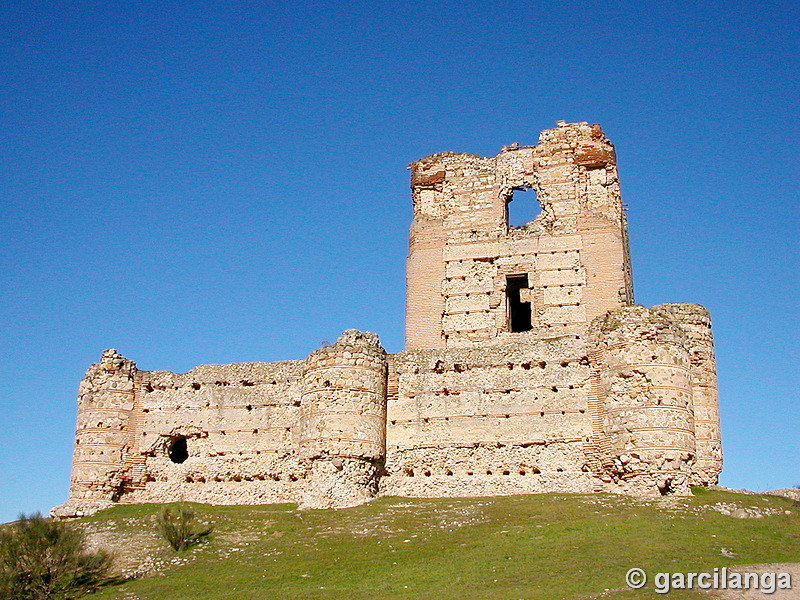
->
[506,274,532,332]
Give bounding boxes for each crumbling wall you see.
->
[589,306,701,496]
[659,303,722,485]
[124,359,306,506]
[53,353,309,518]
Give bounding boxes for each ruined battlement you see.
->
[54,123,721,517]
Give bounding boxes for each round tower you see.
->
[590,307,696,496]
[298,329,388,508]
[54,349,136,516]
[659,303,722,485]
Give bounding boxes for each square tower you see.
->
[405,121,634,350]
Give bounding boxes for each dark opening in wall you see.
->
[505,186,539,227]
[168,436,188,464]
[506,274,532,332]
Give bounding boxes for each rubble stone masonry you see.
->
[53,122,721,517]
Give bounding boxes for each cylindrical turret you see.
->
[55,349,136,516]
[660,303,722,485]
[298,329,388,508]
[591,307,696,496]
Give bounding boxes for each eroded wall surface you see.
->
[54,122,722,517]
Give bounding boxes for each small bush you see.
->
[156,505,211,551]
[0,512,112,600]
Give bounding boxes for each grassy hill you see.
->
[75,488,799,600]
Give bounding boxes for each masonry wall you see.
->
[127,359,306,506]
[589,306,698,495]
[54,353,308,517]
[382,335,597,498]
[65,350,137,507]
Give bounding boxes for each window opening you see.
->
[507,274,532,332]
[505,186,539,227]
[168,436,188,464]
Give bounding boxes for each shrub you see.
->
[156,505,211,551]
[0,512,112,600]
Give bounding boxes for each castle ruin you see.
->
[53,122,722,516]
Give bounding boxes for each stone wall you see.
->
[589,306,697,495]
[382,335,596,498]
[55,352,308,517]
[64,350,137,513]
[53,122,722,517]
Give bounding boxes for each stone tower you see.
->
[406,121,633,350]
[298,330,388,508]
[64,350,137,514]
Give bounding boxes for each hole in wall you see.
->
[505,186,540,227]
[168,436,189,464]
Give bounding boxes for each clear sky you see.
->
[1,0,798,524]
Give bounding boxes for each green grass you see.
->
[76,488,799,600]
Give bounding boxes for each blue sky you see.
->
[1,0,798,523]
